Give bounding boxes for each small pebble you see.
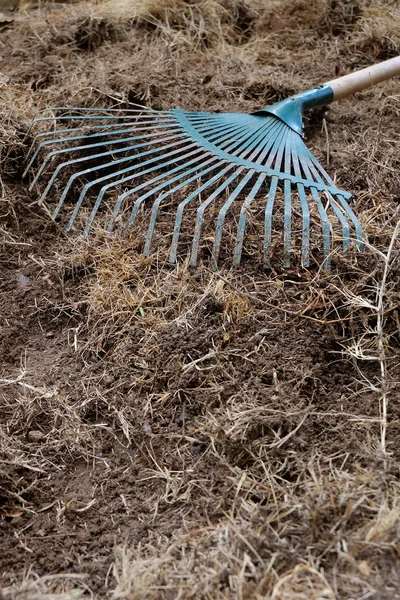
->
[16,272,32,288]
[27,430,44,442]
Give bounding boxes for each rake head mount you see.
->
[24,57,400,269]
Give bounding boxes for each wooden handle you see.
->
[325,56,400,101]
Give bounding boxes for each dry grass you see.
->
[1,0,400,598]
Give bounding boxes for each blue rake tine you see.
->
[36,128,184,199]
[128,154,218,227]
[29,112,170,131]
[211,169,255,269]
[248,121,285,164]
[282,134,293,268]
[262,126,292,267]
[324,192,350,250]
[145,161,231,258]
[52,137,194,219]
[311,188,331,269]
[336,194,364,251]
[192,122,281,267]
[30,129,183,194]
[264,177,279,267]
[75,143,201,235]
[196,115,275,139]
[109,151,216,231]
[298,150,354,252]
[283,180,292,268]
[298,154,331,268]
[229,120,285,261]
[167,164,239,262]
[233,173,266,266]
[207,123,264,150]
[25,121,178,179]
[145,161,230,258]
[306,150,363,250]
[215,121,279,156]
[291,133,310,267]
[230,120,283,161]
[170,120,278,265]
[195,120,251,137]
[26,121,139,167]
[262,123,288,171]
[297,183,310,267]
[190,166,245,267]
[29,106,168,122]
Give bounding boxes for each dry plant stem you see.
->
[377,218,400,455]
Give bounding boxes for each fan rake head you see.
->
[24,100,363,269]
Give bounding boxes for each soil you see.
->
[0,1,399,599]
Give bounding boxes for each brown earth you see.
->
[0,1,400,598]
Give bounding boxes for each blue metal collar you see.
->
[253,84,334,136]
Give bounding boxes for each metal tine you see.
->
[82,150,222,237]
[245,120,285,164]
[209,119,279,153]
[170,121,281,264]
[44,134,190,211]
[264,177,279,267]
[232,122,285,265]
[192,113,270,143]
[264,128,291,266]
[190,167,245,267]
[312,188,331,269]
[194,114,272,134]
[291,134,310,267]
[210,123,286,268]
[113,152,217,231]
[25,119,152,166]
[147,162,234,258]
[220,119,282,157]
[25,120,177,174]
[324,192,351,250]
[336,193,364,251]
[304,149,363,250]
[27,108,172,134]
[211,170,255,269]
[233,173,266,265]
[202,123,257,147]
[65,141,201,231]
[212,121,276,157]
[172,166,244,265]
[27,112,171,136]
[282,135,293,268]
[299,152,346,260]
[299,155,331,264]
[114,121,263,231]
[30,106,167,119]
[196,121,255,141]
[205,117,270,142]
[302,142,335,186]
[306,150,363,249]
[299,154,331,267]
[188,113,263,125]
[31,128,184,194]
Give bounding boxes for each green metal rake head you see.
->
[24,56,400,269]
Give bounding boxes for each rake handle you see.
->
[325,56,400,101]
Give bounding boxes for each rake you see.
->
[24,56,400,269]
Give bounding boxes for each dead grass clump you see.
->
[0,79,31,180]
[110,459,400,599]
[1,570,88,600]
[355,4,400,59]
